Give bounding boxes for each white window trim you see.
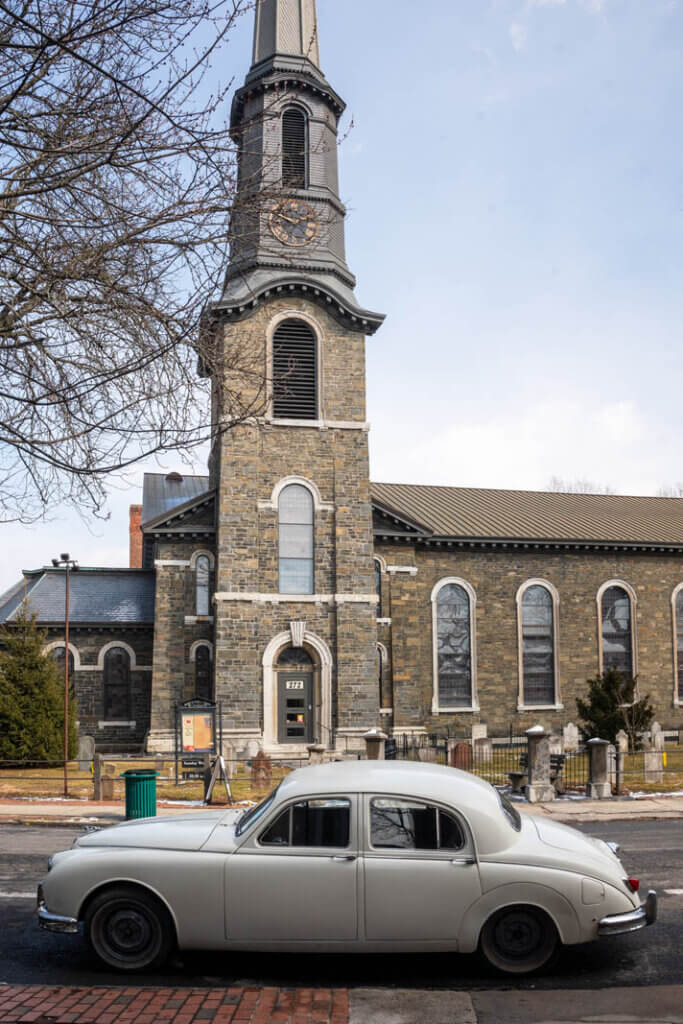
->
[266,309,324,422]
[671,583,683,707]
[596,579,638,678]
[262,475,332,513]
[430,577,479,714]
[189,640,214,663]
[374,554,387,573]
[43,640,81,671]
[377,642,389,665]
[97,640,138,670]
[516,579,563,712]
[189,549,215,570]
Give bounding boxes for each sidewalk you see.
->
[0,792,682,827]
[1,985,683,1024]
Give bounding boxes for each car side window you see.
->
[259,798,351,848]
[370,798,464,852]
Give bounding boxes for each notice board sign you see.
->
[181,710,215,753]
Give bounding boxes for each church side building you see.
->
[2,0,683,752]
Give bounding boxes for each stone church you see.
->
[2,0,683,753]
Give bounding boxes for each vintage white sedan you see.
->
[37,761,656,974]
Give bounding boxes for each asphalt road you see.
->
[0,819,680,990]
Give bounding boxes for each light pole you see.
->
[52,554,79,798]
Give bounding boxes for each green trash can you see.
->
[120,770,159,820]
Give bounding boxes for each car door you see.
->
[226,795,358,943]
[362,795,481,944]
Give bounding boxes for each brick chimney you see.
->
[129,505,143,568]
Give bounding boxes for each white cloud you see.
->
[371,399,665,498]
[529,0,567,7]
[509,21,528,50]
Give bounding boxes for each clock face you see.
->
[269,199,319,247]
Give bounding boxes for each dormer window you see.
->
[272,319,318,420]
[282,107,308,189]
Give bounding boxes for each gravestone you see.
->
[616,729,629,754]
[78,735,95,772]
[471,724,487,742]
[473,737,493,764]
[643,749,664,785]
[563,723,579,752]
[549,732,563,756]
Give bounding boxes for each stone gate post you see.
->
[525,726,555,803]
[587,738,611,799]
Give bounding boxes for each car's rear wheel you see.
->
[84,885,174,972]
[479,904,558,975]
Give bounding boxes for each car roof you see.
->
[274,761,515,855]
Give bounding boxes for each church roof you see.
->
[0,569,155,626]
[371,482,683,549]
[141,473,210,526]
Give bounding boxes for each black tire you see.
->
[84,885,174,972]
[479,904,558,975]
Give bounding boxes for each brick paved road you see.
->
[0,986,349,1024]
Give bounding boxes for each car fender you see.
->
[458,880,581,953]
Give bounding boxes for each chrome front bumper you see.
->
[598,890,657,937]
[37,895,79,934]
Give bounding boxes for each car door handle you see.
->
[451,857,476,866]
[331,855,356,862]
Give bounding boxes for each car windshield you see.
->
[235,786,280,837]
[497,789,522,832]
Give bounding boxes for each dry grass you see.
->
[0,758,303,804]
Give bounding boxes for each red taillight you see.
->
[626,877,640,893]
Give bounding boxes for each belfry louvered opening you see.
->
[282,107,307,189]
[272,319,318,420]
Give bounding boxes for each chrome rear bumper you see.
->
[37,898,79,934]
[598,890,657,936]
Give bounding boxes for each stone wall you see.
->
[375,543,683,735]
[46,627,153,751]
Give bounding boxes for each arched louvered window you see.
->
[195,555,210,616]
[279,484,314,595]
[600,585,633,677]
[103,646,131,721]
[374,559,383,618]
[195,645,212,702]
[675,589,683,701]
[520,584,557,706]
[282,106,307,189]
[272,319,318,420]
[434,582,474,709]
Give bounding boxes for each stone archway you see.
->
[262,629,333,752]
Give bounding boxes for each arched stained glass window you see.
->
[374,559,383,618]
[279,484,314,595]
[601,585,633,677]
[195,645,212,702]
[282,107,307,189]
[195,555,210,617]
[436,583,473,708]
[676,590,683,701]
[521,585,556,705]
[272,319,318,420]
[103,646,131,721]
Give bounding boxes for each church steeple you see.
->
[209,0,384,336]
[252,0,320,70]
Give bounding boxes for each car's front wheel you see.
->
[479,904,558,975]
[84,885,174,972]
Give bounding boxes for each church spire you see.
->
[252,0,320,71]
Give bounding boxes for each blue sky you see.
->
[2,0,682,591]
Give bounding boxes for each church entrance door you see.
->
[277,673,314,745]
